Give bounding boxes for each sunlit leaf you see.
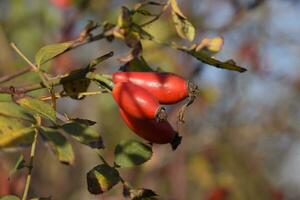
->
[195,37,224,55]
[114,140,152,168]
[118,6,132,28]
[171,0,195,41]
[87,164,120,194]
[0,127,35,148]
[40,127,74,165]
[62,122,104,149]
[35,42,73,67]
[9,154,26,178]
[123,186,158,200]
[0,195,20,200]
[17,97,56,122]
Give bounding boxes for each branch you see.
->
[0,72,113,96]
[0,25,110,84]
[22,117,40,200]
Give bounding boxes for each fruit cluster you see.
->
[112,72,198,150]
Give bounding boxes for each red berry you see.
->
[119,109,181,149]
[112,82,166,120]
[50,0,72,9]
[113,72,190,104]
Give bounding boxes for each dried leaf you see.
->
[171,0,195,41]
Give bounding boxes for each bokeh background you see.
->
[1,0,300,199]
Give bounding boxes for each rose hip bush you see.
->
[0,0,246,199]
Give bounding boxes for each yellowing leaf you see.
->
[35,42,73,67]
[0,195,20,200]
[196,37,224,54]
[87,164,120,194]
[0,127,35,148]
[17,97,56,122]
[171,0,195,41]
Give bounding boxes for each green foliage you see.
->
[17,97,56,122]
[87,164,120,194]
[62,122,104,149]
[35,42,73,68]
[0,196,20,200]
[40,127,75,165]
[0,127,35,148]
[9,154,26,178]
[114,140,152,168]
[0,102,35,122]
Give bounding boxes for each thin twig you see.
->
[10,43,38,71]
[140,0,170,27]
[0,67,31,84]
[40,91,107,101]
[22,121,39,200]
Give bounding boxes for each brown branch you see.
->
[0,67,31,84]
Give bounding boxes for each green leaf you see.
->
[0,127,35,148]
[87,164,120,194]
[9,154,26,178]
[71,118,96,126]
[40,127,74,165]
[184,49,247,72]
[17,97,56,122]
[114,140,152,168]
[35,42,73,67]
[0,195,20,200]
[171,0,195,41]
[117,6,132,28]
[0,102,34,122]
[62,78,91,100]
[62,122,104,149]
[120,56,154,72]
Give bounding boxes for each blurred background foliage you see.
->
[1,0,300,199]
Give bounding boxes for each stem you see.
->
[22,126,39,200]
[140,0,170,27]
[0,30,108,84]
[86,72,114,91]
[10,43,38,71]
[0,67,31,84]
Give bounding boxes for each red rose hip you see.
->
[112,82,167,120]
[119,109,181,150]
[113,72,196,104]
